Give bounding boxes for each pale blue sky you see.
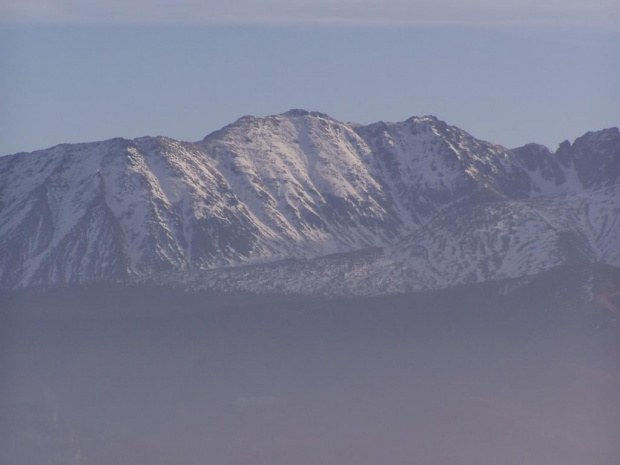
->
[1,1,619,155]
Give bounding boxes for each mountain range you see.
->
[1,110,618,294]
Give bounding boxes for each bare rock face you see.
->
[556,128,620,190]
[0,111,618,293]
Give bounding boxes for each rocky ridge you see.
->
[0,110,618,294]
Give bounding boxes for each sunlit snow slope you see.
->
[0,110,618,293]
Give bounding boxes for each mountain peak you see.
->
[281,109,331,119]
[202,110,337,141]
[405,115,441,123]
[580,127,620,141]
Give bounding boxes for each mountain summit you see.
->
[0,111,618,293]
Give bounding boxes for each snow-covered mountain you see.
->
[0,110,618,293]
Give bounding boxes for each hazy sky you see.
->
[3,0,619,29]
[1,0,619,155]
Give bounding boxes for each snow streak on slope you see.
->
[388,183,620,290]
[149,183,620,297]
[354,116,527,223]
[200,110,404,254]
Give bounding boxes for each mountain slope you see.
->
[0,111,618,292]
[146,182,620,296]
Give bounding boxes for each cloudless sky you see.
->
[1,5,619,155]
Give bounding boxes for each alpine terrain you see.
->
[0,110,618,294]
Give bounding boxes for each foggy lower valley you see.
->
[2,264,619,465]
